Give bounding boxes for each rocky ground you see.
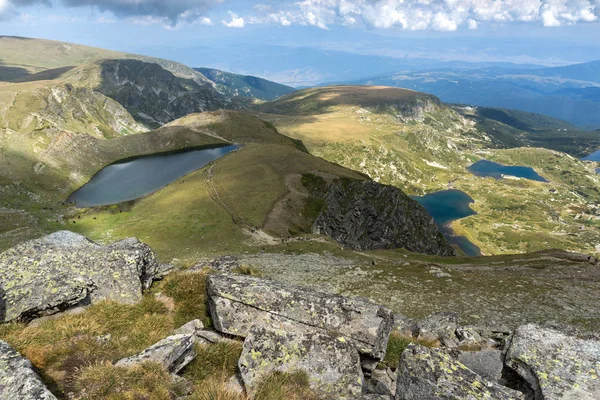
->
[1,232,599,399]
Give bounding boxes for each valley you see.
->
[0,35,599,400]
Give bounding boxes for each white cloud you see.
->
[222,11,245,28]
[240,0,600,30]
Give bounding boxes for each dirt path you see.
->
[203,157,278,246]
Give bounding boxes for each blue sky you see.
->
[2,1,600,85]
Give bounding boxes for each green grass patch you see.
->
[162,271,213,328]
[183,342,244,384]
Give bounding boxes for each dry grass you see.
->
[161,271,213,328]
[72,361,187,400]
[183,342,244,384]
[253,371,319,400]
[232,265,263,277]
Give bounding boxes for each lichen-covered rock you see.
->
[504,324,600,399]
[313,178,455,256]
[0,231,158,323]
[366,369,396,396]
[207,273,393,359]
[396,344,523,400]
[239,322,364,399]
[458,350,504,384]
[0,341,57,399]
[115,334,196,374]
[417,312,460,347]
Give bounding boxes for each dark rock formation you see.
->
[313,178,455,256]
[207,273,394,360]
[0,341,57,399]
[0,231,159,323]
[239,322,364,398]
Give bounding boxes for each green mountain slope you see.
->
[454,106,600,157]
[195,67,295,101]
[257,86,600,257]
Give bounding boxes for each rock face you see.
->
[504,324,600,399]
[396,344,524,400]
[238,323,364,398]
[0,341,57,400]
[207,273,394,359]
[73,59,231,127]
[313,178,455,256]
[0,231,159,323]
[458,350,504,384]
[115,334,196,374]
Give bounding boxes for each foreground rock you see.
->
[0,231,158,323]
[0,341,57,400]
[313,178,455,256]
[207,273,393,359]
[396,344,523,400]
[115,334,196,374]
[239,322,364,398]
[504,324,600,399]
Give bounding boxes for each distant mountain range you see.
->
[336,60,600,129]
[195,67,295,101]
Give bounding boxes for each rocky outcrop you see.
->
[0,341,57,400]
[395,344,524,400]
[238,322,364,398]
[207,273,394,359]
[504,324,600,399]
[313,178,455,256]
[115,334,196,374]
[67,59,231,127]
[0,231,159,323]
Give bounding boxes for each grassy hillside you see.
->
[455,106,600,157]
[257,86,600,256]
[196,67,295,101]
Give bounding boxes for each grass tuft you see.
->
[232,265,263,277]
[162,271,213,328]
[72,361,187,400]
[183,342,244,384]
[380,331,440,369]
[253,370,319,400]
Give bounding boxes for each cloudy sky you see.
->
[2,0,600,84]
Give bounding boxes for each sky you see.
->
[1,0,600,85]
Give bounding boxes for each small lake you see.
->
[68,144,240,207]
[412,189,481,257]
[583,150,600,161]
[468,160,547,182]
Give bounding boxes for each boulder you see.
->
[458,350,504,383]
[0,341,57,399]
[207,273,393,359]
[115,334,196,374]
[417,312,459,347]
[238,322,364,399]
[365,368,395,396]
[504,324,600,399]
[396,344,524,400]
[0,231,158,323]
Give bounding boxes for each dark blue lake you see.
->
[412,189,481,257]
[468,160,547,182]
[583,150,600,161]
[68,145,240,207]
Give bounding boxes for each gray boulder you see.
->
[396,344,524,400]
[417,312,460,347]
[458,350,504,383]
[115,334,196,374]
[504,324,600,399]
[0,341,57,400]
[0,231,158,323]
[239,322,364,399]
[207,273,393,359]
